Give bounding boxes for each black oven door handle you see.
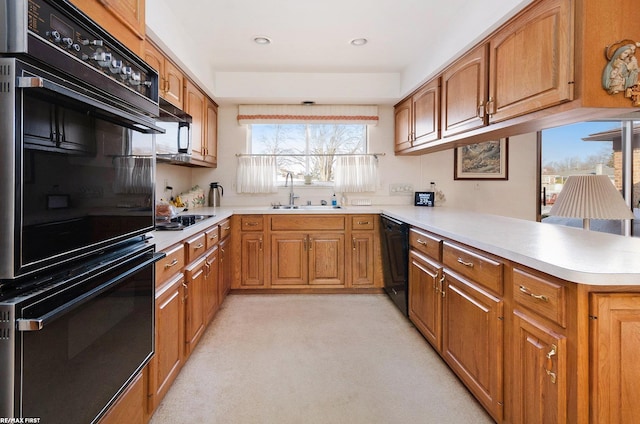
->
[16,252,164,332]
[17,74,165,135]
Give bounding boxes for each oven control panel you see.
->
[26,0,155,100]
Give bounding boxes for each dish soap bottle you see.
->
[331,193,337,207]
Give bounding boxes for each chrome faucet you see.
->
[284,172,299,207]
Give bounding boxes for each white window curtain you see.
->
[334,155,379,193]
[237,104,378,125]
[236,156,278,194]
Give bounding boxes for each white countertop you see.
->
[150,205,640,286]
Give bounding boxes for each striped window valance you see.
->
[237,104,379,126]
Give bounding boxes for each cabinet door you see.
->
[143,42,164,89]
[488,0,573,123]
[441,44,488,137]
[184,257,206,356]
[394,98,413,153]
[184,79,205,160]
[98,372,145,424]
[512,310,567,424]
[218,237,231,301]
[204,247,219,322]
[409,251,443,351]
[205,99,218,165]
[271,233,307,285]
[590,294,640,424]
[442,270,503,422]
[241,233,264,287]
[351,232,374,287]
[308,233,345,285]
[412,78,440,146]
[164,60,184,109]
[149,273,185,411]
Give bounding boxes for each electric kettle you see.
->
[208,182,224,207]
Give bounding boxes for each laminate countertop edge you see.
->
[150,206,640,286]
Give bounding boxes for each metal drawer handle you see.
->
[357,221,370,225]
[194,243,204,250]
[209,234,218,239]
[417,239,428,246]
[545,344,557,384]
[245,222,258,226]
[224,226,231,230]
[164,258,179,269]
[519,285,549,302]
[457,257,474,268]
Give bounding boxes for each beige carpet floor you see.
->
[149,294,494,424]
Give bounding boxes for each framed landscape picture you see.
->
[454,138,508,180]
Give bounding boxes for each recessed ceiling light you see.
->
[253,36,271,45]
[349,38,368,46]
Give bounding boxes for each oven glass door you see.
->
[17,65,155,274]
[17,248,155,423]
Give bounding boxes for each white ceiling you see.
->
[146,0,532,105]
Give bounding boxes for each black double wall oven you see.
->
[0,1,164,422]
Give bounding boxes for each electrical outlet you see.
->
[389,183,414,195]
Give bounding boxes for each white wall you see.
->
[418,133,538,220]
[189,105,423,208]
[159,107,538,221]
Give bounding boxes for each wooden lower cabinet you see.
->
[442,270,504,422]
[184,256,206,357]
[219,235,232,301]
[241,232,264,287]
[148,273,185,412]
[409,250,443,350]
[350,232,374,286]
[99,371,146,424]
[271,232,344,286]
[204,246,220,322]
[590,293,640,424]
[512,310,567,424]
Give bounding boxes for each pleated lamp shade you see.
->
[548,174,634,230]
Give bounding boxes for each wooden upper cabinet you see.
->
[144,41,184,109]
[441,44,488,137]
[70,0,145,56]
[412,78,440,146]
[488,0,573,123]
[205,99,218,166]
[184,79,205,160]
[394,98,412,153]
[394,78,440,153]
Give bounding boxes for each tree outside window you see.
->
[249,124,367,184]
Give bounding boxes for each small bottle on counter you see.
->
[331,193,337,207]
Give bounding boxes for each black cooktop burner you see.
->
[155,214,213,231]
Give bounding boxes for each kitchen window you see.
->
[247,123,368,185]
[540,120,639,237]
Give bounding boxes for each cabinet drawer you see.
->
[156,243,185,287]
[241,215,264,231]
[409,228,442,261]
[351,215,374,231]
[271,215,345,231]
[513,268,566,327]
[205,226,219,249]
[443,241,503,294]
[185,233,207,262]
[219,219,232,240]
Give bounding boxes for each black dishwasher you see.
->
[380,215,410,316]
